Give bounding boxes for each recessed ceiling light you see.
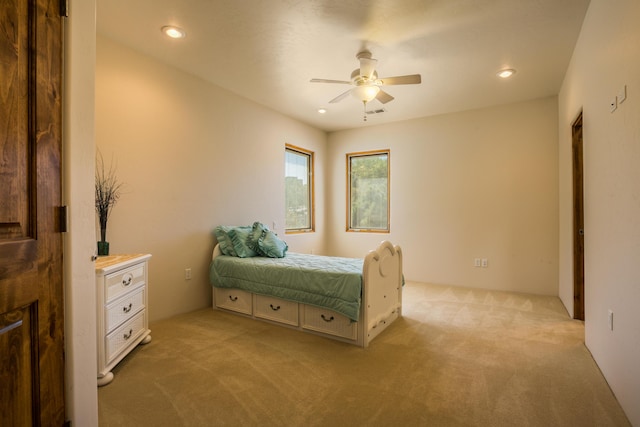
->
[161,25,186,39]
[318,108,327,114]
[497,68,516,79]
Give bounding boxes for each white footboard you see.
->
[362,241,403,347]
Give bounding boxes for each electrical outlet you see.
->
[185,268,192,280]
[481,258,488,268]
[474,258,481,267]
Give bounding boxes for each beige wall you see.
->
[96,36,327,321]
[558,0,640,424]
[327,98,559,296]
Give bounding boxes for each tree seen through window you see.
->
[285,145,314,232]
[348,150,389,232]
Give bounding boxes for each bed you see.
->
[208,226,402,347]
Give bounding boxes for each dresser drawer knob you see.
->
[269,304,281,311]
[122,303,132,313]
[229,295,238,302]
[123,329,133,340]
[321,314,335,323]
[122,274,133,287]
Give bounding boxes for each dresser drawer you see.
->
[302,306,357,340]
[214,288,252,315]
[105,311,146,364]
[105,286,145,332]
[105,263,146,302]
[255,295,298,326]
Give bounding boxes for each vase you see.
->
[97,241,110,256]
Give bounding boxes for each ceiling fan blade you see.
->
[376,89,394,104]
[329,89,352,103]
[310,78,351,84]
[376,74,422,85]
[359,57,378,80]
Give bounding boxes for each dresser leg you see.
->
[141,334,152,344]
[97,372,114,387]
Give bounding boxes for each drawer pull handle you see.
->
[122,275,133,286]
[229,295,238,302]
[321,314,334,323]
[123,329,133,340]
[122,303,133,313]
[269,304,281,311]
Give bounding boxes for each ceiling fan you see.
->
[310,50,421,119]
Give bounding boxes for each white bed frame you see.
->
[211,240,402,347]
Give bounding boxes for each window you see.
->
[347,149,390,232]
[285,144,314,233]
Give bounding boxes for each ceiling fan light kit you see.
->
[311,50,421,121]
[352,85,380,103]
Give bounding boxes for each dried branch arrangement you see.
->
[95,151,123,243]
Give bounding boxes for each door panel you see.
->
[0,0,65,425]
[0,0,31,241]
[0,305,38,427]
[572,113,585,320]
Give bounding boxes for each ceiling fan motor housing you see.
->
[351,69,378,85]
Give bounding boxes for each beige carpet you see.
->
[98,282,630,426]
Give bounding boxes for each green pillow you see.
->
[257,229,288,258]
[246,222,287,258]
[248,221,268,252]
[227,226,258,258]
[214,226,237,257]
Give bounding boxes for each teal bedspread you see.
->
[209,252,363,321]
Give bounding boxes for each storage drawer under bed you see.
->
[302,305,357,340]
[214,287,252,315]
[254,295,299,326]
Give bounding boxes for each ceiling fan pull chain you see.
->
[363,101,368,121]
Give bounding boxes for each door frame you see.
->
[571,112,585,320]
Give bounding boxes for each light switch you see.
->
[618,85,627,104]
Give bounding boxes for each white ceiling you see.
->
[97,0,591,132]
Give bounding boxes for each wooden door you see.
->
[572,113,585,320]
[0,0,65,425]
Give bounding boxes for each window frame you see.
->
[346,149,390,233]
[285,144,315,234]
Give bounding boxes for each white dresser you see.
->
[95,254,152,386]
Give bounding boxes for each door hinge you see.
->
[60,0,69,17]
[59,206,69,233]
